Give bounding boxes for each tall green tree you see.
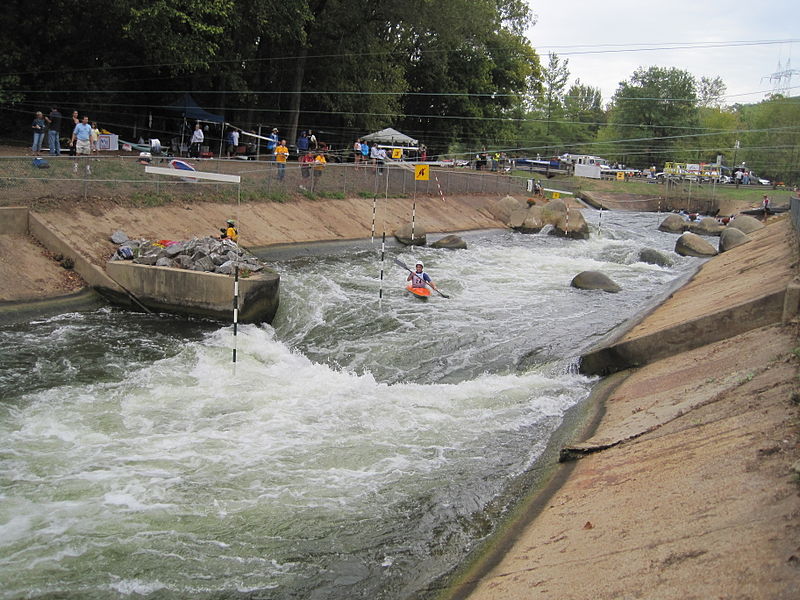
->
[602,66,698,167]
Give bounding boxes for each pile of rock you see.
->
[109,230,266,275]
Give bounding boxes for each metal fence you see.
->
[0,155,538,206]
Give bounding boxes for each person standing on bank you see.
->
[31,111,46,155]
[46,107,62,156]
[71,115,92,174]
[267,128,279,158]
[275,139,289,180]
[190,123,204,157]
[69,110,79,156]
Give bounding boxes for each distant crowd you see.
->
[30,107,101,158]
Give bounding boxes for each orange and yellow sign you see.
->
[415,165,429,181]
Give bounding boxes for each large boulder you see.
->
[394,223,427,246]
[431,234,467,250]
[540,199,568,223]
[507,207,529,229]
[549,210,590,240]
[728,215,764,234]
[719,227,751,253]
[658,214,688,233]
[571,271,621,293]
[490,195,524,223]
[638,248,674,267]
[511,205,545,234]
[675,232,718,257]
[688,217,724,236]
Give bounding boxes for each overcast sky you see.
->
[525,0,800,105]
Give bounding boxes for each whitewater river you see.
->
[0,210,702,599]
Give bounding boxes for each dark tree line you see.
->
[0,0,539,154]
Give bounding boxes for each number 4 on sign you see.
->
[415,165,429,181]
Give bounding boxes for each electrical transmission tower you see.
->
[762,58,800,96]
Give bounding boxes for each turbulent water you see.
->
[0,210,701,599]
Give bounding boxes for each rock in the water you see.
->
[394,223,427,246]
[110,230,129,244]
[718,227,750,253]
[511,205,544,234]
[549,210,589,239]
[571,271,621,293]
[658,214,688,233]
[728,215,764,234]
[688,217,724,236]
[638,248,674,267]
[675,232,718,257]
[540,199,567,225]
[431,234,467,249]
[490,195,524,222]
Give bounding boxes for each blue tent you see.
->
[167,93,224,123]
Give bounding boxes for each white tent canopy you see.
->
[361,127,418,147]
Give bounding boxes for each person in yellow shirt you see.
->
[313,151,326,182]
[275,139,289,181]
[219,219,238,243]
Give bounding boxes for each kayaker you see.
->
[407,262,438,292]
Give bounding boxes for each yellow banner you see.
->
[551,192,560,199]
[415,165,429,181]
[616,171,625,180]
[392,148,403,159]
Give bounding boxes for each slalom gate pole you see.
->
[598,203,603,234]
[411,177,417,242]
[379,231,386,305]
[433,170,446,202]
[371,195,377,244]
[411,200,416,242]
[232,265,239,367]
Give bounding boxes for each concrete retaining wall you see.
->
[580,290,786,376]
[1,207,30,234]
[106,262,280,323]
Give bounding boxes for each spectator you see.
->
[360,138,370,166]
[353,139,362,165]
[313,150,326,181]
[46,107,62,156]
[31,111,46,156]
[267,128,278,157]
[308,130,318,151]
[69,110,79,156]
[90,122,100,155]
[190,123,203,157]
[275,139,289,180]
[299,151,313,179]
[71,115,92,174]
[226,128,239,157]
[296,131,309,154]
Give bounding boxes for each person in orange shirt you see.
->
[275,139,289,181]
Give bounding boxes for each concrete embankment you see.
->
[437,213,800,600]
[0,196,507,321]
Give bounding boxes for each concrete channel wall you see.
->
[106,262,280,323]
[2,206,280,323]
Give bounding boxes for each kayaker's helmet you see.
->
[415,262,423,268]
[227,219,235,225]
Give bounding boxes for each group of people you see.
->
[31,108,100,159]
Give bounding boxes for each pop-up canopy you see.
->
[361,127,418,148]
